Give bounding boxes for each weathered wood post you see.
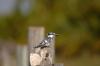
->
[28,27,45,53]
[28,27,45,66]
[2,47,11,66]
[16,45,28,66]
[29,27,63,66]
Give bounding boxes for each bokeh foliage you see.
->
[0,0,100,58]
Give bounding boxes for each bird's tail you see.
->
[33,45,48,49]
[33,45,42,48]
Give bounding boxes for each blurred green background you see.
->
[0,0,100,66]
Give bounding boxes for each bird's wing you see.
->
[34,39,48,48]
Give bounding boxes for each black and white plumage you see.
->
[30,32,59,65]
[34,32,59,48]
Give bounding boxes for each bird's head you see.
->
[47,32,59,38]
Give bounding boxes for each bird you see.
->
[34,32,59,49]
[30,32,59,65]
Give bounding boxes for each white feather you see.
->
[48,35,54,38]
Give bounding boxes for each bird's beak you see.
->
[55,34,60,36]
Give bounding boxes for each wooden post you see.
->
[16,45,28,66]
[28,27,45,66]
[28,27,63,66]
[28,27,45,53]
[2,47,11,66]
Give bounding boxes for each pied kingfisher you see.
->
[34,32,59,49]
